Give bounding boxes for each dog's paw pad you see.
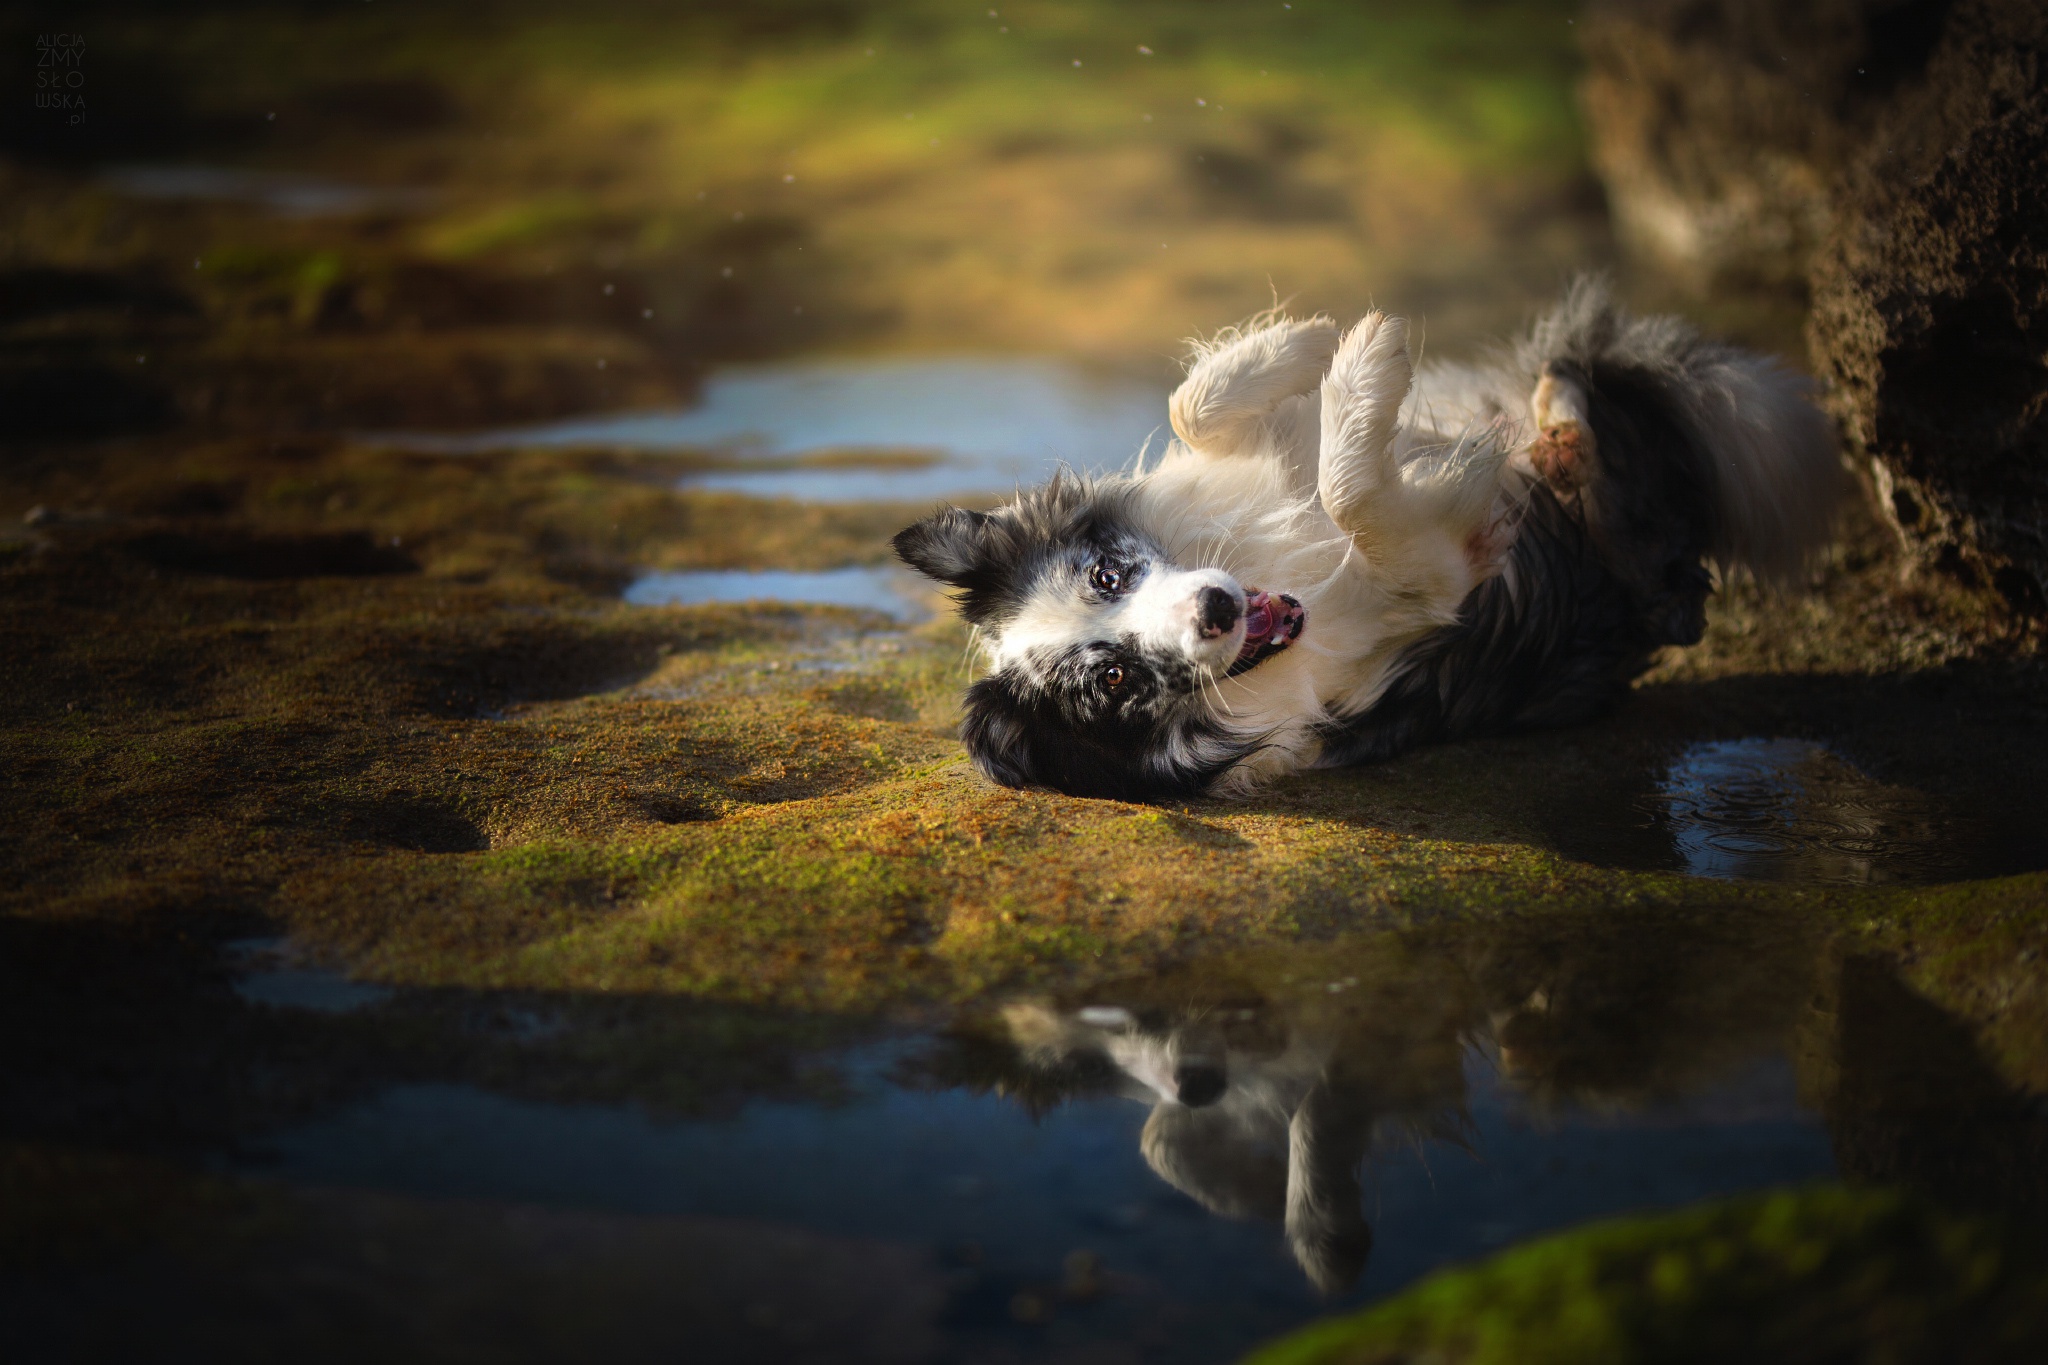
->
[1530,421,1590,485]
[1528,372,1596,488]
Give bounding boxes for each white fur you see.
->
[959,288,1834,796]
[995,562,1245,681]
[1118,312,1516,791]
[1004,998,1424,1295]
[1171,314,1339,476]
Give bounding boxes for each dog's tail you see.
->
[1518,276,1841,582]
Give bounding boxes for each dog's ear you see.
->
[892,506,993,587]
[959,671,1039,789]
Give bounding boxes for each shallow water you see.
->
[623,566,935,621]
[227,939,1835,1363]
[425,356,1171,503]
[1656,738,1955,884]
[18,905,2040,1365]
[247,1046,1826,1360]
[102,165,436,219]
[227,936,392,1013]
[1565,736,2037,886]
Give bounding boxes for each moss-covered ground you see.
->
[10,431,2046,1019]
[6,3,2048,1361]
[1245,1184,2048,1365]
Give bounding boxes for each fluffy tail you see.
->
[1517,276,1841,583]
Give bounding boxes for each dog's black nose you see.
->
[1174,1061,1227,1108]
[1196,587,1241,638]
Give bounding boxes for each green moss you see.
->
[426,195,605,259]
[6,0,2046,1130]
[8,426,2046,1027]
[1245,1185,2048,1365]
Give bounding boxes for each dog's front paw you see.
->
[1317,311,1412,532]
[1171,316,1339,456]
[1528,370,1596,488]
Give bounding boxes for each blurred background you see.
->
[7,6,2048,1362]
[8,1,2040,595]
[0,0,1628,438]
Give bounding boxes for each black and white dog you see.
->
[1002,991,1470,1295]
[894,279,1840,799]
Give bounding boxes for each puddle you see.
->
[623,566,934,621]
[407,356,1170,503]
[233,936,1839,1362]
[228,937,392,1014]
[1653,739,1988,885]
[1551,736,2036,885]
[102,165,437,219]
[23,919,2027,1363]
[248,1051,1827,1358]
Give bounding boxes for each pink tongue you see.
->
[1243,601,1273,639]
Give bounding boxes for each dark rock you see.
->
[1808,1,2048,611]
[1582,0,2048,615]
[1579,0,1948,293]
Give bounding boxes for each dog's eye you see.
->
[1091,562,1124,594]
[1101,663,1125,689]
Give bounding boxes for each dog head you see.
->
[894,475,1304,799]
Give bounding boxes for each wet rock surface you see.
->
[1582,0,2048,615]
[1809,2,2048,612]
[6,4,2048,1362]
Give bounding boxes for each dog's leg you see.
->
[1170,316,1339,462]
[1319,312,1513,601]
[1528,366,1596,488]
[1284,1077,1375,1295]
[1316,311,1412,540]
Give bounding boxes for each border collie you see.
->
[1002,995,1469,1294]
[894,278,1839,799]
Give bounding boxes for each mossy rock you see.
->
[1245,1184,2048,1365]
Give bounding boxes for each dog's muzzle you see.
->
[1196,586,1241,639]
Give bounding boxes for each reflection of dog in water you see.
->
[1003,995,1468,1294]
[992,925,1815,1294]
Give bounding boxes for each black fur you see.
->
[1541,359,1715,647]
[1320,353,1728,766]
[896,472,1264,797]
[1318,481,1670,766]
[899,285,1817,800]
[892,473,1140,628]
[960,648,1256,800]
